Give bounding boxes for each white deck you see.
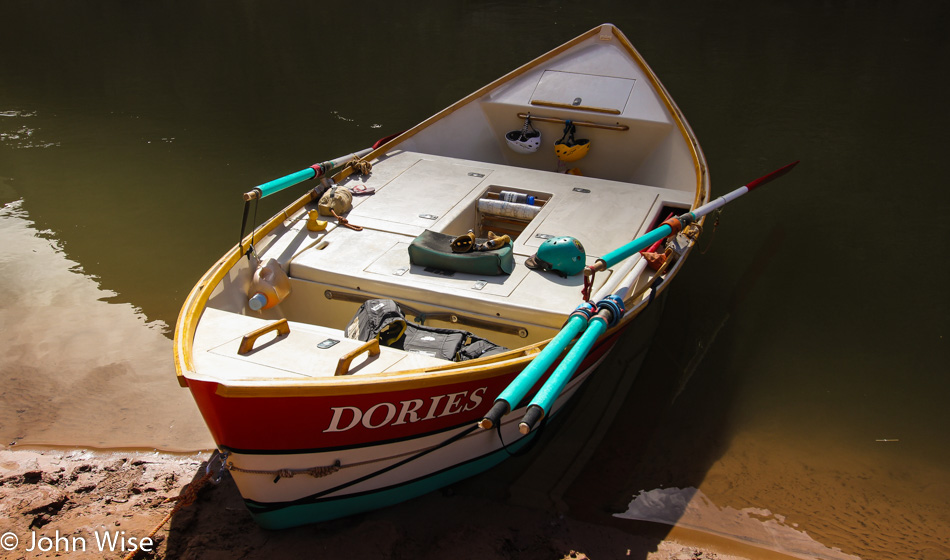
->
[193,151,692,383]
[186,24,706,385]
[192,308,449,384]
[285,151,693,329]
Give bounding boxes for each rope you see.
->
[699,210,719,254]
[582,269,595,301]
[349,156,373,176]
[296,425,478,505]
[332,209,363,231]
[228,460,342,484]
[122,469,215,560]
[622,255,673,309]
[494,415,546,457]
[224,433,472,486]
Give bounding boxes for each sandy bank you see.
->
[0,447,769,560]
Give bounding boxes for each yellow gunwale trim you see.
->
[173,24,709,394]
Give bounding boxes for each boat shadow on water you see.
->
[160,285,748,559]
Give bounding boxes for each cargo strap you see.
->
[239,197,261,261]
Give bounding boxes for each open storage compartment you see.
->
[475,185,551,239]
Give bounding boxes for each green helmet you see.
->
[526,236,586,277]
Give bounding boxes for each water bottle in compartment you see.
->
[498,190,535,205]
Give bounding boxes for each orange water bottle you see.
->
[248,258,291,311]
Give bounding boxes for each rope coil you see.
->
[349,156,373,176]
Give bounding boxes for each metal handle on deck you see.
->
[238,319,291,355]
[335,339,381,376]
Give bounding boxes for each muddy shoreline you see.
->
[0,447,766,560]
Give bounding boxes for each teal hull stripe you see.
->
[246,434,534,530]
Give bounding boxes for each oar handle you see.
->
[478,400,510,430]
[519,406,544,435]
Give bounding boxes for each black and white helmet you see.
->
[505,114,541,154]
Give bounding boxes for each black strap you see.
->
[239,200,251,255]
[304,425,479,500]
[558,120,577,146]
[648,273,664,305]
[495,414,546,457]
[238,197,260,260]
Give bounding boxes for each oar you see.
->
[478,302,596,429]
[242,130,404,202]
[242,147,375,201]
[518,161,800,433]
[479,160,799,432]
[237,146,380,257]
[589,160,800,274]
[519,295,624,433]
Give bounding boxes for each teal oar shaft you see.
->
[519,313,609,434]
[256,168,317,198]
[600,224,674,269]
[481,161,799,432]
[243,147,374,201]
[478,308,592,429]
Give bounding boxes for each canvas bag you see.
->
[318,185,353,216]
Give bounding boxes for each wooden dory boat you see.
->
[174,23,709,529]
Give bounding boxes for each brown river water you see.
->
[1,2,947,559]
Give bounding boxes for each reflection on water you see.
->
[617,487,859,560]
[2,1,949,558]
[0,110,59,150]
[0,200,213,451]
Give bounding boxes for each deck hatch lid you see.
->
[530,70,635,114]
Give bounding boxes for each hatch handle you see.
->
[515,112,628,130]
[238,319,291,355]
[335,339,381,376]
